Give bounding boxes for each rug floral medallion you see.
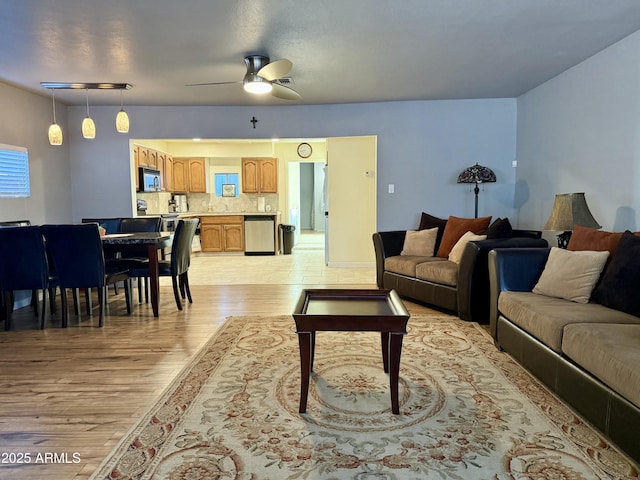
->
[91,314,639,480]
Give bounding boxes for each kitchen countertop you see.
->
[180,211,281,217]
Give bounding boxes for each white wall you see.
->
[66,99,517,230]
[0,83,72,224]
[516,30,640,232]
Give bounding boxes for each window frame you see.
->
[0,143,30,198]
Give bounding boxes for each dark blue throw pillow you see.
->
[487,217,513,239]
[418,212,447,252]
[591,230,640,317]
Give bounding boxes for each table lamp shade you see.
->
[544,193,601,231]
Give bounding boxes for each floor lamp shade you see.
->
[457,163,496,218]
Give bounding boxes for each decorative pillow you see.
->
[448,231,487,264]
[418,212,447,252]
[401,228,438,256]
[567,225,623,255]
[436,215,491,258]
[532,247,610,304]
[591,231,640,317]
[486,217,513,239]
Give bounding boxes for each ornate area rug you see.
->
[91,315,638,479]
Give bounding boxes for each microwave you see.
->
[139,168,161,192]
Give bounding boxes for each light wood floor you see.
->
[0,247,437,479]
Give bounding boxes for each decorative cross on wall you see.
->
[250,116,258,128]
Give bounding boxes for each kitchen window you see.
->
[214,173,239,197]
[0,143,30,198]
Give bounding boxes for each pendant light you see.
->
[48,89,63,146]
[82,89,96,139]
[115,89,130,133]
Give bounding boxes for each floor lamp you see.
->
[457,163,496,218]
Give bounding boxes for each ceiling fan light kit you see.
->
[187,54,300,101]
[40,82,132,144]
[243,74,273,94]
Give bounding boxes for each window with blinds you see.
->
[0,143,30,198]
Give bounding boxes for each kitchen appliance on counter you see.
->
[244,216,275,255]
[138,168,161,192]
[173,194,188,213]
[137,199,148,215]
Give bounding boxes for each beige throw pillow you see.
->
[448,231,487,264]
[532,247,610,303]
[401,228,438,256]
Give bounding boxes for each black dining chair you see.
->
[128,218,199,311]
[81,217,121,234]
[0,220,32,228]
[0,226,57,330]
[111,217,163,303]
[41,224,132,327]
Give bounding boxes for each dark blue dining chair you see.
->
[128,219,199,311]
[0,225,57,330]
[41,224,132,327]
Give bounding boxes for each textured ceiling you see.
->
[1,0,640,106]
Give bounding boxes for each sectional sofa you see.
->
[489,226,640,462]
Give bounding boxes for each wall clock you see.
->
[297,142,312,158]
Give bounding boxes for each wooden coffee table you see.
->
[292,288,410,414]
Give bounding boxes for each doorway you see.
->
[288,161,326,252]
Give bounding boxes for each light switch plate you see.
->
[388,183,395,194]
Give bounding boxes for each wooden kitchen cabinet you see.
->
[137,146,150,168]
[148,150,159,169]
[163,154,173,192]
[172,157,206,193]
[200,216,244,252]
[188,158,206,193]
[172,158,187,192]
[242,158,278,193]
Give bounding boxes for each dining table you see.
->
[101,232,173,317]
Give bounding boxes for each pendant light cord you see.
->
[51,89,57,123]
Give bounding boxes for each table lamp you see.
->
[543,192,601,248]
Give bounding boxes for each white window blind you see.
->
[0,143,30,198]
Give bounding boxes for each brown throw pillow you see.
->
[567,225,624,255]
[418,212,447,252]
[436,216,491,258]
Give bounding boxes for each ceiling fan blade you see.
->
[270,83,301,101]
[185,81,240,87]
[257,59,292,81]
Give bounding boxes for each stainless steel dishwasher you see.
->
[244,216,275,255]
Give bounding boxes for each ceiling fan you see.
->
[187,55,301,100]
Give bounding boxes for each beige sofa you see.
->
[373,214,546,322]
[489,227,640,463]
